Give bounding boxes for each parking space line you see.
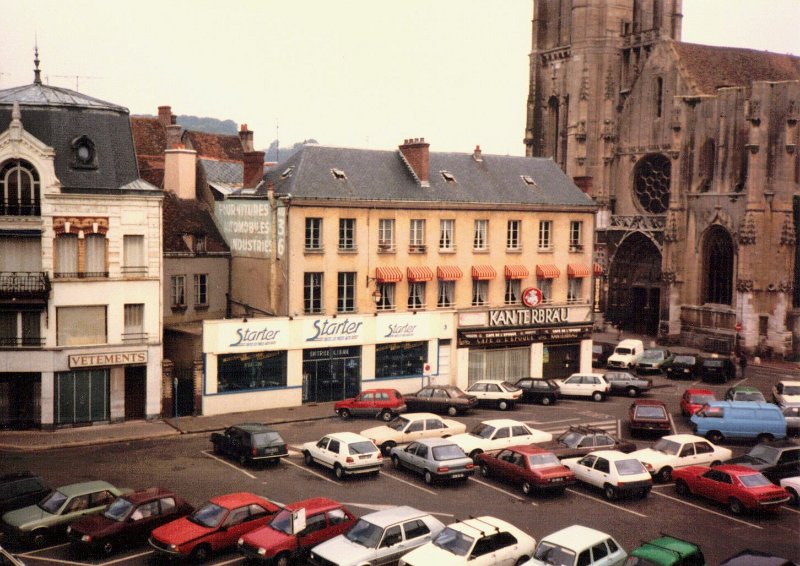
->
[18,543,70,556]
[98,550,154,565]
[668,413,676,434]
[565,488,648,518]
[781,505,800,515]
[469,477,530,503]
[283,458,343,486]
[13,555,87,565]
[341,502,454,517]
[209,557,246,565]
[201,450,257,479]
[380,471,437,496]
[650,490,763,529]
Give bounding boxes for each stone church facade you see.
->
[524,0,800,359]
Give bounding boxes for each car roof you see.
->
[401,413,443,420]
[704,401,778,409]
[713,464,769,476]
[685,388,714,394]
[361,388,400,394]
[448,516,518,536]
[543,525,614,548]
[414,437,459,447]
[285,497,343,514]
[324,432,374,443]
[728,386,760,392]
[565,425,612,435]
[660,434,705,443]
[633,399,667,406]
[57,481,118,497]
[504,445,551,456]
[209,492,275,509]
[231,423,277,433]
[584,450,633,460]
[360,506,430,528]
[122,487,177,505]
[478,419,528,428]
[632,536,700,561]
[470,380,507,385]
[567,373,606,379]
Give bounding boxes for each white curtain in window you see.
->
[0,236,42,271]
[56,235,78,273]
[438,281,454,307]
[123,235,145,269]
[124,304,144,334]
[85,234,106,273]
[468,347,528,385]
[57,306,106,345]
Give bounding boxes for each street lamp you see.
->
[371,288,382,304]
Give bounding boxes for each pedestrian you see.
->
[739,354,747,379]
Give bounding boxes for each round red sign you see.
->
[522,287,544,308]
[735,322,742,332]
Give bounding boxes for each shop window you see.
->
[123,304,145,342]
[337,272,356,313]
[377,282,395,311]
[538,220,552,251]
[507,220,520,250]
[304,272,324,314]
[378,219,395,251]
[504,279,520,305]
[217,350,288,392]
[339,218,356,251]
[194,274,208,307]
[305,218,323,251]
[473,220,488,251]
[57,306,106,346]
[408,282,426,310]
[0,159,41,216]
[437,281,455,308]
[375,341,426,378]
[122,235,146,275]
[468,347,528,385]
[171,275,186,308]
[56,369,109,424]
[439,219,455,251]
[472,280,488,306]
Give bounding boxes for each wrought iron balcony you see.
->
[0,336,45,348]
[0,199,41,217]
[0,272,50,302]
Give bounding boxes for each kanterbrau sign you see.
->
[488,307,569,327]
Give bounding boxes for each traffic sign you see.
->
[735,322,742,332]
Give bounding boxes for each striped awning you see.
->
[437,266,463,281]
[593,263,603,276]
[504,265,530,280]
[375,266,403,283]
[536,264,561,279]
[407,266,434,282]
[471,265,497,280]
[568,263,592,278]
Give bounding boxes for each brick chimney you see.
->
[166,124,183,149]
[239,124,254,152]
[164,147,197,199]
[472,145,483,162]
[399,138,430,186]
[243,150,266,188]
[158,105,173,127]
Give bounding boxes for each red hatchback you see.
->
[149,492,280,563]
[237,498,355,565]
[628,399,671,436]
[673,464,791,515]
[680,388,716,417]
[476,445,576,496]
[334,389,407,421]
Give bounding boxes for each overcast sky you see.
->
[1,1,797,157]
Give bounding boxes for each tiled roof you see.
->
[137,154,165,188]
[185,131,243,161]
[672,42,800,95]
[200,158,243,185]
[162,191,230,253]
[131,116,167,156]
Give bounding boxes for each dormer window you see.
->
[331,168,347,180]
[521,175,536,186]
[280,166,294,179]
[194,235,207,253]
[440,171,456,183]
[71,135,97,170]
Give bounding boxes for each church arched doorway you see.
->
[607,233,662,335]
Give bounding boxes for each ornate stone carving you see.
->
[602,119,616,142]
[746,100,761,125]
[661,270,677,284]
[605,68,615,100]
[778,281,794,294]
[780,214,797,246]
[609,215,666,231]
[737,211,757,245]
[575,120,587,142]
[736,279,753,292]
[664,210,680,242]
[580,67,590,101]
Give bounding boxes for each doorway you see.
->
[124,366,146,420]
[302,346,361,403]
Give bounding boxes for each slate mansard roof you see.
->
[260,144,595,209]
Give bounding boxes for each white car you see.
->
[629,434,732,482]
[563,450,652,500]
[466,380,523,411]
[779,476,800,506]
[772,380,800,407]
[361,413,466,455]
[555,373,611,402]
[448,419,553,460]
[399,516,536,566]
[522,525,627,566]
[302,432,383,479]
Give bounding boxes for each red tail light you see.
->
[282,444,288,452]
[465,463,474,469]
[252,447,258,456]
[437,466,450,473]
[346,457,354,463]
[377,452,383,459]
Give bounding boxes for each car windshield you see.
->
[636,406,667,419]
[674,356,696,365]
[432,527,474,556]
[529,453,561,468]
[349,441,378,455]
[704,360,724,368]
[345,519,383,548]
[558,431,583,448]
[269,509,293,534]
[501,382,520,391]
[783,385,800,395]
[433,445,466,461]
[738,473,772,488]
[470,423,496,439]
[103,497,134,521]
[388,417,411,432]
[652,439,681,455]
[252,432,282,446]
[690,394,714,404]
[747,444,778,463]
[533,541,576,565]
[615,347,632,355]
[641,351,663,360]
[38,490,68,514]
[187,502,227,528]
[735,392,764,402]
[615,459,647,476]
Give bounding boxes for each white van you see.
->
[607,339,645,369]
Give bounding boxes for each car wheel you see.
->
[626,387,638,397]
[706,430,724,444]
[540,396,552,406]
[469,449,483,461]
[424,471,434,485]
[30,528,48,548]
[674,480,690,496]
[340,408,351,420]
[275,552,291,566]
[521,481,532,496]
[303,451,313,466]
[190,544,212,563]
[756,433,774,443]
[657,467,673,483]
[480,464,491,478]
[498,400,509,411]
[592,391,604,402]
[728,497,744,515]
[239,454,248,466]
[515,557,530,566]
[334,464,345,480]
[639,486,651,498]
[391,455,401,469]
[786,487,799,506]
[447,406,458,417]
[380,410,394,422]
[212,442,222,455]
[381,441,396,456]
[603,484,617,501]
[710,460,721,467]
[102,540,116,556]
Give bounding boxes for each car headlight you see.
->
[168,543,177,551]
[258,548,266,556]
[238,538,244,545]
[66,526,71,533]
[81,535,92,542]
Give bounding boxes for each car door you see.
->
[516,379,533,401]
[226,428,242,457]
[296,512,330,553]
[469,382,488,402]
[404,419,426,442]
[400,443,419,471]
[590,457,612,489]
[512,425,535,444]
[312,437,330,463]
[424,418,447,439]
[127,499,162,543]
[775,448,800,480]
[376,524,406,565]
[323,439,341,468]
[431,388,451,411]
[572,455,597,484]
[351,393,370,416]
[468,533,500,565]
[218,505,260,549]
[411,444,428,474]
[491,450,514,481]
[691,441,717,467]
[560,376,579,396]
[411,388,433,411]
[490,426,512,450]
[694,469,725,502]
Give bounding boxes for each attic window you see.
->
[440,171,456,183]
[280,166,294,179]
[194,236,207,253]
[331,168,347,180]
[521,175,537,186]
[70,135,98,170]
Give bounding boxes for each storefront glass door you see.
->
[302,346,361,403]
[56,369,109,425]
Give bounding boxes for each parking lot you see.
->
[3,364,799,565]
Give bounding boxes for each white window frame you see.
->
[194,274,208,306]
[504,279,521,305]
[437,281,455,308]
[123,304,145,342]
[538,220,552,251]
[410,219,426,252]
[507,220,521,250]
[337,272,356,313]
[304,272,324,314]
[568,278,583,303]
[377,282,395,311]
[538,278,553,304]
[378,219,395,251]
[439,219,455,251]
[305,217,323,250]
[408,282,426,310]
[472,280,489,306]
[473,219,488,251]
[171,275,186,307]
[339,218,356,251]
[569,220,583,251]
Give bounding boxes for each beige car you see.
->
[361,412,466,455]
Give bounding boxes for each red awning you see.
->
[504,265,530,280]
[568,263,592,278]
[407,266,434,282]
[536,264,560,279]
[437,266,463,281]
[471,265,497,280]
[375,266,403,283]
[593,263,603,276]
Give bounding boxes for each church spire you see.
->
[33,42,42,85]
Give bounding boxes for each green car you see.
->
[0,480,128,548]
[724,386,766,403]
[624,535,705,566]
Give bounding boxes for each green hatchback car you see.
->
[624,535,705,566]
[0,480,129,548]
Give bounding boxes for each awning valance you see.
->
[407,266,434,283]
[375,266,403,283]
[568,263,592,278]
[593,263,603,276]
[472,265,497,280]
[437,266,463,281]
[536,264,560,279]
[504,265,530,280]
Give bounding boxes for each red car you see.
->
[476,445,576,496]
[237,498,355,565]
[334,389,407,421]
[149,492,280,562]
[680,388,716,417]
[673,464,791,515]
[628,399,671,436]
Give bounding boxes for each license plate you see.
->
[359,455,371,460]
[451,473,465,479]
[551,477,564,482]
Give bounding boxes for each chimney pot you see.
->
[472,145,483,162]
[239,124,255,152]
[399,137,430,186]
[158,105,173,127]
[243,150,266,188]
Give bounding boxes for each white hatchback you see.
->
[466,380,523,411]
[556,373,611,402]
[302,432,383,479]
[563,450,652,500]
[448,419,553,460]
[523,525,627,566]
[629,434,732,482]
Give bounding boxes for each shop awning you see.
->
[504,265,530,280]
[593,263,603,276]
[437,266,463,281]
[407,266,434,282]
[568,263,592,278]
[536,264,560,279]
[472,265,497,280]
[375,266,403,283]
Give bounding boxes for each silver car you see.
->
[603,371,652,397]
[389,438,475,484]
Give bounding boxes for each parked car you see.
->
[604,372,652,397]
[672,464,791,514]
[513,377,560,405]
[398,516,536,566]
[210,423,288,466]
[724,439,800,482]
[592,342,614,368]
[635,348,674,374]
[536,426,636,459]
[403,385,478,416]
[772,380,800,408]
[0,480,127,548]
[680,389,716,417]
[361,412,467,456]
[465,380,522,410]
[149,492,280,563]
[630,434,732,483]
[628,399,671,437]
[690,401,787,443]
[698,355,735,383]
[719,548,800,566]
[555,373,610,402]
[334,389,407,421]
[624,535,705,566]
[524,524,627,566]
[779,476,800,506]
[67,487,194,556]
[476,446,575,496]
[302,432,383,479]
[607,339,645,370]
[562,450,652,500]
[783,405,800,437]
[237,498,356,565]
[0,472,50,516]
[389,438,475,485]
[724,386,766,403]
[447,419,553,460]
[665,355,702,380]
[0,546,24,566]
[308,506,445,566]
